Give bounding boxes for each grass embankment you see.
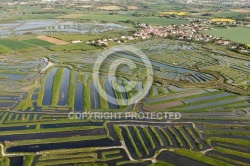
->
[159,128,172,146]
[167,127,183,147]
[150,126,164,146]
[15,92,34,111]
[38,146,98,155]
[39,153,96,161]
[36,155,97,166]
[206,137,250,146]
[208,154,250,166]
[51,68,64,106]
[148,87,154,98]
[7,135,109,147]
[144,90,222,106]
[23,155,35,166]
[113,125,124,141]
[202,124,250,129]
[37,77,46,106]
[38,147,119,163]
[204,130,250,136]
[214,147,250,158]
[0,157,10,166]
[67,70,75,111]
[6,113,12,122]
[174,126,193,149]
[157,87,166,96]
[98,77,108,109]
[116,160,152,166]
[0,112,8,124]
[77,73,85,83]
[133,126,149,155]
[124,126,142,157]
[112,80,124,106]
[194,128,202,138]
[84,74,92,111]
[170,149,231,166]
[183,126,202,150]
[142,127,155,149]
[101,150,123,160]
[0,125,103,136]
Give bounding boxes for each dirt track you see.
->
[36,36,68,45]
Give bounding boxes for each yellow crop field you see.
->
[159,11,187,16]
[247,44,250,48]
[211,18,235,22]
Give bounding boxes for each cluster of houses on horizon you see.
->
[85,20,250,54]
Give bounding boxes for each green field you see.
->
[48,31,126,42]
[214,12,249,18]
[23,38,55,47]
[0,38,55,52]
[80,14,187,26]
[48,42,96,52]
[0,40,36,51]
[0,45,10,54]
[203,27,250,44]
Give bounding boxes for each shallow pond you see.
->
[7,138,116,153]
[157,151,208,166]
[74,72,84,112]
[0,128,106,143]
[9,156,23,166]
[0,74,26,80]
[42,67,58,105]
[182,97,243,111]
[183,92,232,104]
[40,122,103,129]
[104,76,119,109]
[0,125,36,131]
[0,102,15,107]
[58,68,70,106]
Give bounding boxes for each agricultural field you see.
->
[56,14,85,19]
[0,40,36,51]
[231,9,250,13]
[0,38,55,52]
[0,0,250,166]
[158,12,187,16]
[97,6,122,10]
[76,14,188,26]
[36,36,69,45]
[211,18,235,22]
[203,27,250,44]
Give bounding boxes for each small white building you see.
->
[71,40,82,44]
